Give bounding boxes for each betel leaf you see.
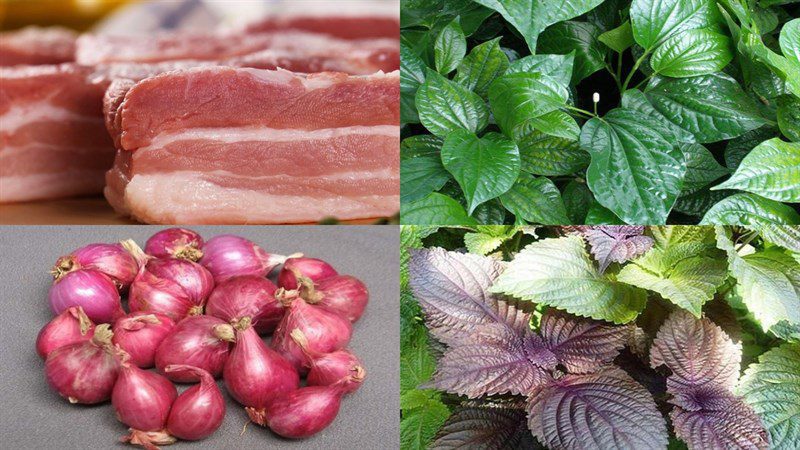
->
[415,69,489,138]
[401,134,442,160]
[680,143,731,194]
[518,110,581,141]
[712,138,800,202]
[716,228,800,330]
[527,367,668,450]
[585,202,626,224]
[650,28,733,78]
[441,131,520,214]
[401,43,427,125]
[408,247,532,345]
[576,225,655,273]
[777,96,800,142]
[620,89,696,144]
[737,343,800,450]
[563,180,593,224]
[518,130,589,176]
[435,17,467,75]
[499,174,570,225]
[599,20,634,53]
[537,21,607,83]
[471,0,605,52]
[491,235,647,323]
[507,52,575,87]
[401,193,478,226]
[630,0,721,50]
[401,156,450,203]
[644,73,768,144]
[780,19,800,67]
[431,405,536,449]
[581,107,686,224]
[454,37,509,98]
[700,192,800,225]
[488,73,569,137]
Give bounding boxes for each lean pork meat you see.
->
[0,26,77,66]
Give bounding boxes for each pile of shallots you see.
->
[37,228,369,448]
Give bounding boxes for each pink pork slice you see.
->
[244,15,400,40]
[104,67,400,224]
[0,26,78,66]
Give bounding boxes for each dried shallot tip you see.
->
[291,328,366,394]
[112,312,176,368]
[200,234,287,283]
[44,324,119,404]
[36,306,95,359]
[113,357,177,444]
[223,317,299,413]
[145,228,204,261]
[262,383,349,438]
[205,275,283,334]
[48,269,124,324]
[50,240,142,288]
[165,365,225,441]
[298,274,369,322]
[155,315,234,383]
[122,430,176,450]
[128,258,214,321]
[271,296,352,372]
[277,256,337,290]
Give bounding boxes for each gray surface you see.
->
[0,226,400,449]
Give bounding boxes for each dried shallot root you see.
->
[145,228,204,261]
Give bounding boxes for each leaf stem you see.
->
[622,50,650,92]
[631,73,654,91]
[563,104,595,118]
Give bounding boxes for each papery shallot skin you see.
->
[165,365,226,441]
[200,235,284,283]
[265,385,346,438]
[48,269,124,324]
[271,297,352,372]
[52,241,141,288]
[44,325,119,404]
[205,276,283,334]
[278,256,338,290]
[112,362,177,432]
[155,315,234,382]
[112,312,175,368]
[128,258,214,321]
[36,306,95,359]
[304,275,369,323]
[223,319,299,410]
[145,228,204,261]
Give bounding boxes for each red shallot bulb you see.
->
[205,276,283,334]
[51,240,143,289]
[278,256,337,290]
[291,329,365,394]
[223,317,299,426]
[145,228,204,261]
[113,355,178,449]
[271,292,352,372]
[165,365,225,441]
[48,269,124,324]
[155,315,235,383]
[128,258,214,321]
[36,306,95,359]
[299,274,369,323]
[264,382,349,439]
[44,324,119,404]
[112,312,175,368]
[200,234,287,283]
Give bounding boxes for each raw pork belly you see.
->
[0,65,114,202]
[105,67,400,224]
[244,15,400,40]
[0,27,77,66]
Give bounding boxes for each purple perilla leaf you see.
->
[431,403,539,450]
[572,225,655,272]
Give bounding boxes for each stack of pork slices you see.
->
[0,13,400,224]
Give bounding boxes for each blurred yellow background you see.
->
[0,0,130,30]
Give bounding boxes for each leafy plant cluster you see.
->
[399,224,800,449]
[400,0,800,226]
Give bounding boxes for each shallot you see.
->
[291,329,365,393]
[200,235,287,283]
[113,354,178,449]
[48,269,124,324]
[264,382,350,438]
[129,258,214,321]
[205,276,282,334]
[298,274,369,322]
[278,256,337,290]
[223,317,299,425]
[51,240,143,289]
[112,312,175,368]
[155,315,235,383]
[165,365,225,441]
[44,324,119,404]
[36,306,94,359]
[271,291,352,371]
[145,228,204,261]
